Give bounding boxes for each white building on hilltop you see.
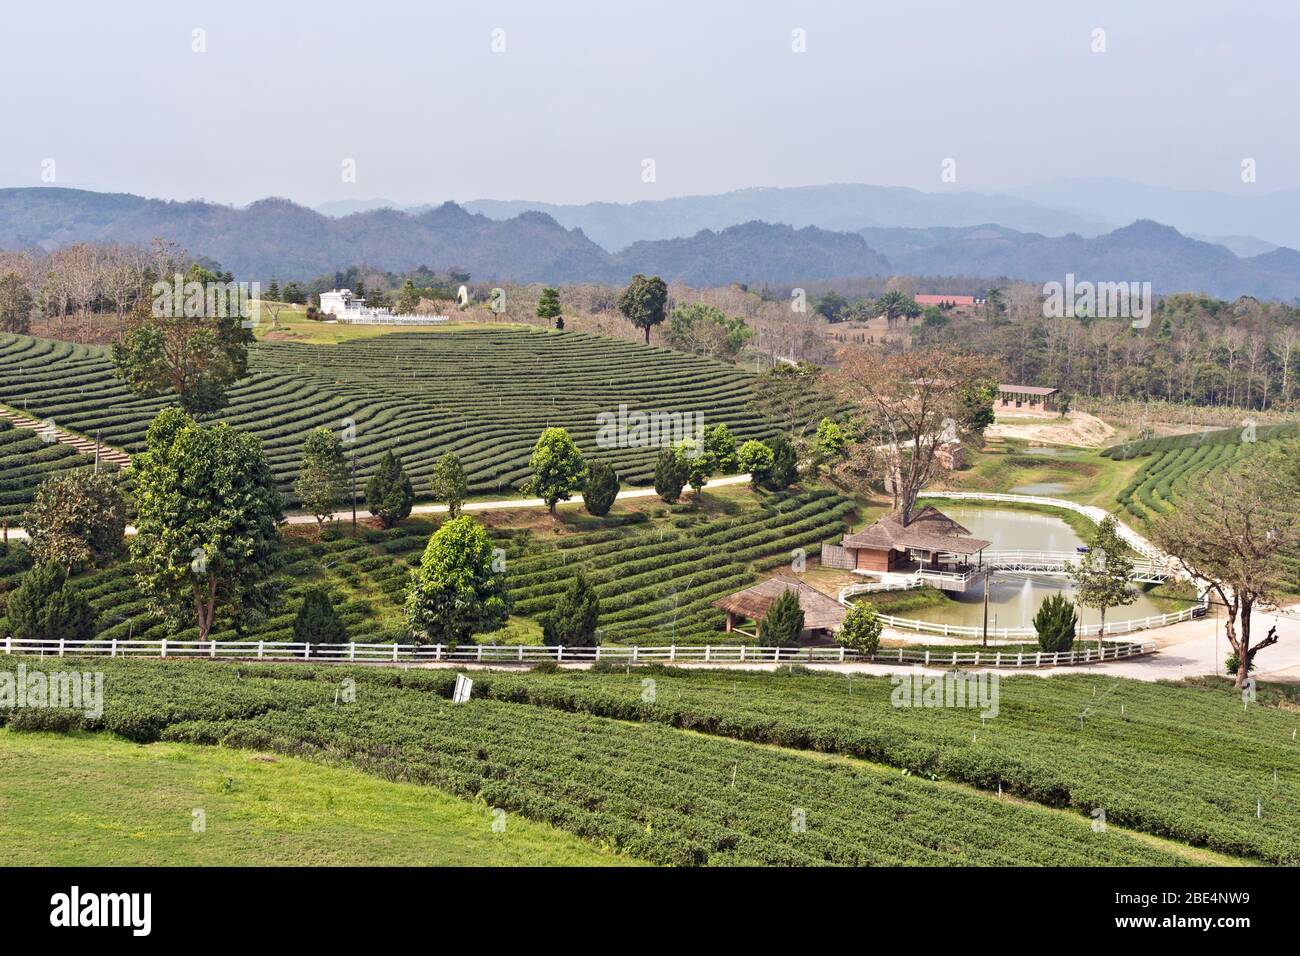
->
[318,289,448,325]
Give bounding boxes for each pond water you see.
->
[1009,481,1071,495]
[1022,446,1084,458]
[899,507,1193,630]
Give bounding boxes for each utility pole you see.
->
[982,569,990,647]
[350,454,358,537]
[94,430,100,474]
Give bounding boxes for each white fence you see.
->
[0,636,1155,669]
[867,601,1206,640]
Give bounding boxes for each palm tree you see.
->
[877,291,920,329]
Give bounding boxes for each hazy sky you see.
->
[2,0,1296,206]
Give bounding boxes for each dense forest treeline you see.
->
[912,292,1299,411]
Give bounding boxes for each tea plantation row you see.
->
[0,490,856,647]
[0,328,782,503]
[0,419,103,521]
[0,659,1193,867]
[315,664,1300,865]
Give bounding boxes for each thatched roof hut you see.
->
[711,576,846,641]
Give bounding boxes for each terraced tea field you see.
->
[0,419,103,521]
[396,666,1297,864]
[0,489,856,647]
[0,328,783,503]
[1107,425,1300,588]
[0,658,1208,867]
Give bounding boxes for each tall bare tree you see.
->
[1150,448,1299,687]
[834,347,1000,525]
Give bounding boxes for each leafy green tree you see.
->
[766,434,798,490]
[1032,593,1078,653]
[536,287,562,328]
[266,280,281,301]
[295,426,350,528]
[2,562,96,642]
[130,407,284,642]
[653,447,689,503]
[737,439,774,489]
[24,472,127,573]
[815,291,849,323]
[760,587,804,647]
[0,273,34,333]
[365,450,414,528]
[1069,516,1136,649]
[665,303,752,360]
[524,428,585,513]
[675,438,714,498]
[294,585,347,644]
[405,515,509,645]
[541,572,600,647]
[583,461,619,517]
[112,300,254,414]
[703,423,738,473]
[836,601,882,656]
[617,274,668,344]
[811,417,851,477]
[429,452,468,518]
[958,378,998,437]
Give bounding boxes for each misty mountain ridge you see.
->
[1,187,1298,300]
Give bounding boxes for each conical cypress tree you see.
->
[654,447,687,504]
[541,572,601,647]
[583,461,619,516]
[294,586,347,645]
[365,450,414,528]
[760,587,804,647]
[1033,592,1077,652]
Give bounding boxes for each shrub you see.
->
[1225,653,1255,677]
[3,562,96,642]
[760,588,804,647]
[837,602,882,656]
[583,461,619,517]
[541,572,601,647]
[1033,593,1077,653]
[293,586,347,645]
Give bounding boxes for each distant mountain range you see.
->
[2,187,1299,300]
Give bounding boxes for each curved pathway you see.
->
[2,473,756,540]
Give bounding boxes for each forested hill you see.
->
[2,187,1299,300]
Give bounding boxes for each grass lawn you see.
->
[947,438,1145,512]
[0,730,636,866]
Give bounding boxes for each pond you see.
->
[1021,446,1084,458]
[898,507,1194,631]
[1009,481,1071,495]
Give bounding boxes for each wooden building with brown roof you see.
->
[711,576,847,643]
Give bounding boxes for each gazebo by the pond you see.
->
[712,576,846,645]
[823,506,991,592]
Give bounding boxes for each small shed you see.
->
[711,576,846,645]
[997,383,1059,411]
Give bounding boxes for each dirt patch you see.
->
[986,410,1115,448]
